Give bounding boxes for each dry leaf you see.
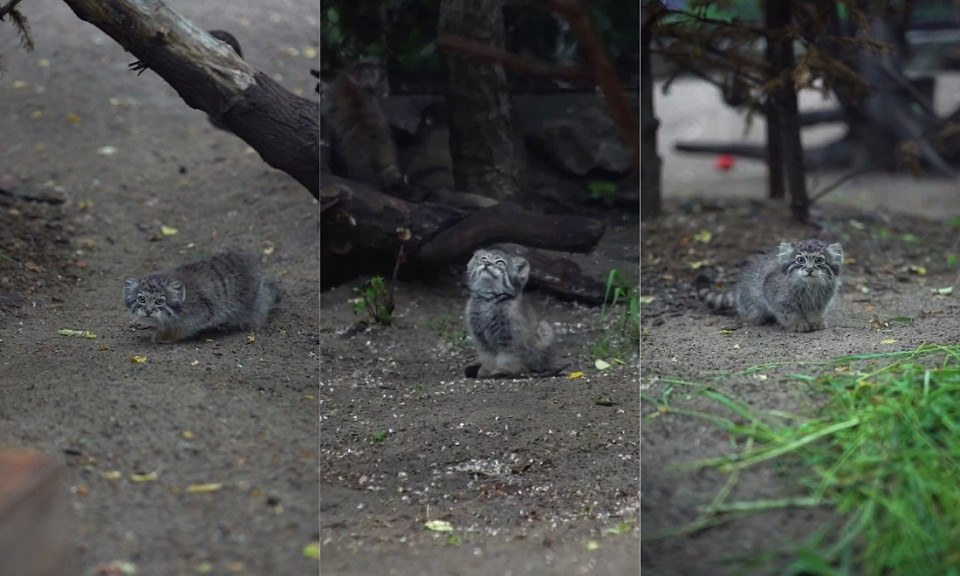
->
[130,471,159,483]
[186,483,224,494]
[425,520,453,532]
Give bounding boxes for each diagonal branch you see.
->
[58,0,319,198]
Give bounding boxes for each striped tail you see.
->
[695,275,736,312]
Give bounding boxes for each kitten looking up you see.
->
[124,249,280,343]
[465,248,558,377]
[696,239,843,333]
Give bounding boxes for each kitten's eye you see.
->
[155,297,166,307]
[815,256,825,264]
[795,255,806,264]
[495,259,506,268]
[136,294,146,304]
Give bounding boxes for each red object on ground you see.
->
[715,154,735,171]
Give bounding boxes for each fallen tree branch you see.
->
[321,175,607,299]
[60,0,319,198]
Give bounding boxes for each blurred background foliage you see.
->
[319,0,639,90]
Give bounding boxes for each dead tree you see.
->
[59,0,320,199]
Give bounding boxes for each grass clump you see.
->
[591,269,639,361]
[646,344,960,575]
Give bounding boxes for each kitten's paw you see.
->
[464,363,481,378]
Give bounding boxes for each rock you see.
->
[526,107,634,176]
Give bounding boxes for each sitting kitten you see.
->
[124,249,280,343]
[465,248,558,377]
[696,239,843,333]
[328,59,405,190]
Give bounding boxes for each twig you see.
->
[537,0,638,169]
[437,35,590,84]
[811,105,960,204]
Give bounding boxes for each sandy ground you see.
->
[642,77,960,574]
[1,2,644,575]
[0,1,319,574]
[319,218,640,575]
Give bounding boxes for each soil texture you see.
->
[1,1,319,574]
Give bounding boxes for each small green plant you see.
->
[591,269,640,360]
[372,430,389,442]
[588,180,618,203]
[352,275,394,326]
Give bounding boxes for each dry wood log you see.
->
[60,0,319,198]
[320,175,607,299]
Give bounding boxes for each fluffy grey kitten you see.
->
[124,249,280,343]
[696,239,843,332]
[328,59,405,190]
[465,248,557,377]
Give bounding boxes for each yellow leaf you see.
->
[182,430,195,439]
[186,483,223,494]
[160,225,178,236]
[694,229,713,243]
[130,355,147,363]
[595,359,611,370]
[586,540,600,551]
[639,295,655,304]
[936,286,953,296]
[68,113,81,124]
[908,265,926,276]
[100,470,123,481]
[881,339,897,345]
[568,371,584,379]
[97,345,109,351]
[130,471,159,483]
[303,542,320,559]
[689,260,710,270]
[425,520,454,532]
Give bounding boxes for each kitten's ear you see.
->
[827,242,844,265]
[168,280,186,303]
[777,242,795,264]
[124,278,139,296]
[513,257,530,288]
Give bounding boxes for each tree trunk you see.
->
[640,1,661,221]
[765,0,809,221]
[438,0,520,201]
[59,0,320,199]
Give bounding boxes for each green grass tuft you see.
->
[646,344,960,574]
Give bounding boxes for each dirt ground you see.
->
[318,215,640,575]
[1,1,319,574]
[642,77,960,575]
[1,2,641,575]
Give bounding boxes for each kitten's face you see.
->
[466,249,529,298]
[778,240,843,284]
[124,277,186,327]
[349,60,390,99]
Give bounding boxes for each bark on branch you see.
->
[60,0,319,198]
